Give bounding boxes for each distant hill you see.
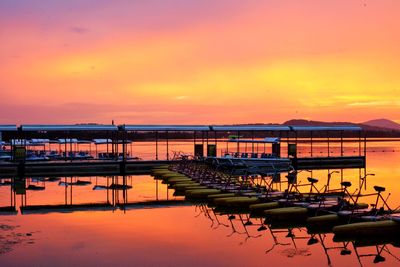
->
[284,119,357,127]
[283,119,400,134]
[362,119,400,131]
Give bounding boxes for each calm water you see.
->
[1,141,400,267]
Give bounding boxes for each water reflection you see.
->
[0,172,399,266]
[0,175,183,216]
[195,202,400,266]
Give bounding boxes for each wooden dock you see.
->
[0,156,366,178]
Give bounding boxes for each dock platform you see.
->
[0,160,174,178]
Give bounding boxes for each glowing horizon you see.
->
[1,1,399,124]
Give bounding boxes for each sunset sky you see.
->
[1,0,399,124]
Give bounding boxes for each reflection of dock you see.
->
[19,200,190,215]
[0,160,173,178]
[0,206,18,215]
[0,176,186,215]
[292,156,366,170]
[20,202,114,214]
[119,200,191,210]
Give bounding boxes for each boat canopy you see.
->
[212,125,290,131]
[289,126,362,131]
[29,138,50,144]
[11,124,362,132]
[57,138,78,144]
[11,139,27,146]
[30,139,50,145]
[228,137,280,144]
[0,125,17,131]
[93,139,132,144]
[213,125,362,132]
[21,124,118,132]
[93,138,112,144]
[123,125,210,131]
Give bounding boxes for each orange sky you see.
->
[0,0,399,124]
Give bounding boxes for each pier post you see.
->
[364,136,367,157]
[340,130,343,156]
[69,137,73,162]
[251,130,254,154]
[166,131,169,161]
[202,131,204,149]
[121,128,126,175]
[193,131,196,154]
[64,138,67,162]
[237,131,240,154]
[206,131,209,151]
[155,131,159,160]
[327,131,330,157]
[214,131,217,156]
[226,136,228,155]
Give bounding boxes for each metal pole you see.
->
[106,133,109,158]
[69,138,72,162]
[251,130,254,154]
[214,131,217,157]
[364,135,367,157]
[310,131,313,157]
[327,131,330,157]
[166,131,169,161]
[206,131,209,157]
[340,131,343,156]
[287,131,290,157]
[237,131,240,154]
[226,134,228,155]
[111,131,115,159]
[122,128,126,162]
[193,131,196,155]
[155,131,158,160]
[64,138,67,161]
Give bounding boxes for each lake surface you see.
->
[0,141,400,267]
